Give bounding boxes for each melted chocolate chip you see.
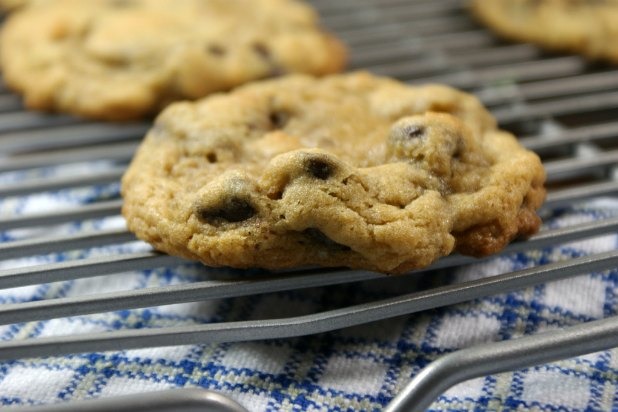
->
[197,197,256,224]
[269,110,290,129]
[306,157,334,180]
[252,42,271,59]
[206,152,218,163]
[252,42,286,79]
[207,44,226,57]
[452,138,464,159]
[404,125,425,139]
[303,228,350,251]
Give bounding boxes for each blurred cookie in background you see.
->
[0,0,346,120]
[472,0,618,63]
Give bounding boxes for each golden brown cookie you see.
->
[472,0,618,62]
[121,72,546,274]
[0,0,346,120]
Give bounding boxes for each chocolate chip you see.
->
[303,228,350,251]
[268,189,283,200]
[306,157,334,180]
[452,138,464,159]
[404,125,425,139]
[251,42,286,79]
[206,152,218,163]
[207,44,226,57]
[196,197,256,224]
[266,67,286,79]
[252,42,271,59]
[109,0,135,7]
[269,110,290,129]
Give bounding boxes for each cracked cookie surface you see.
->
[0,0,346,120]
[121,72,546,274]
[472,0,618,62]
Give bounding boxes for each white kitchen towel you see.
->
[0,161,617,411]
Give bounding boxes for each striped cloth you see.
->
[1,161,617,411]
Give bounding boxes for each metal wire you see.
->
[0,0,617,410]
[11,389,249,412]
[0,251,616,362]
[385,315,618,412]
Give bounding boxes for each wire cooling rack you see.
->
[1,0,618,410]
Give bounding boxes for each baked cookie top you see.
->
[0,0,346,120]
[472,0,618,62]
[121,72,546,274]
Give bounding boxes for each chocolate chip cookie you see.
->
[472,0,618,62]
[0,0,346,120]
[121,72,546,274]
